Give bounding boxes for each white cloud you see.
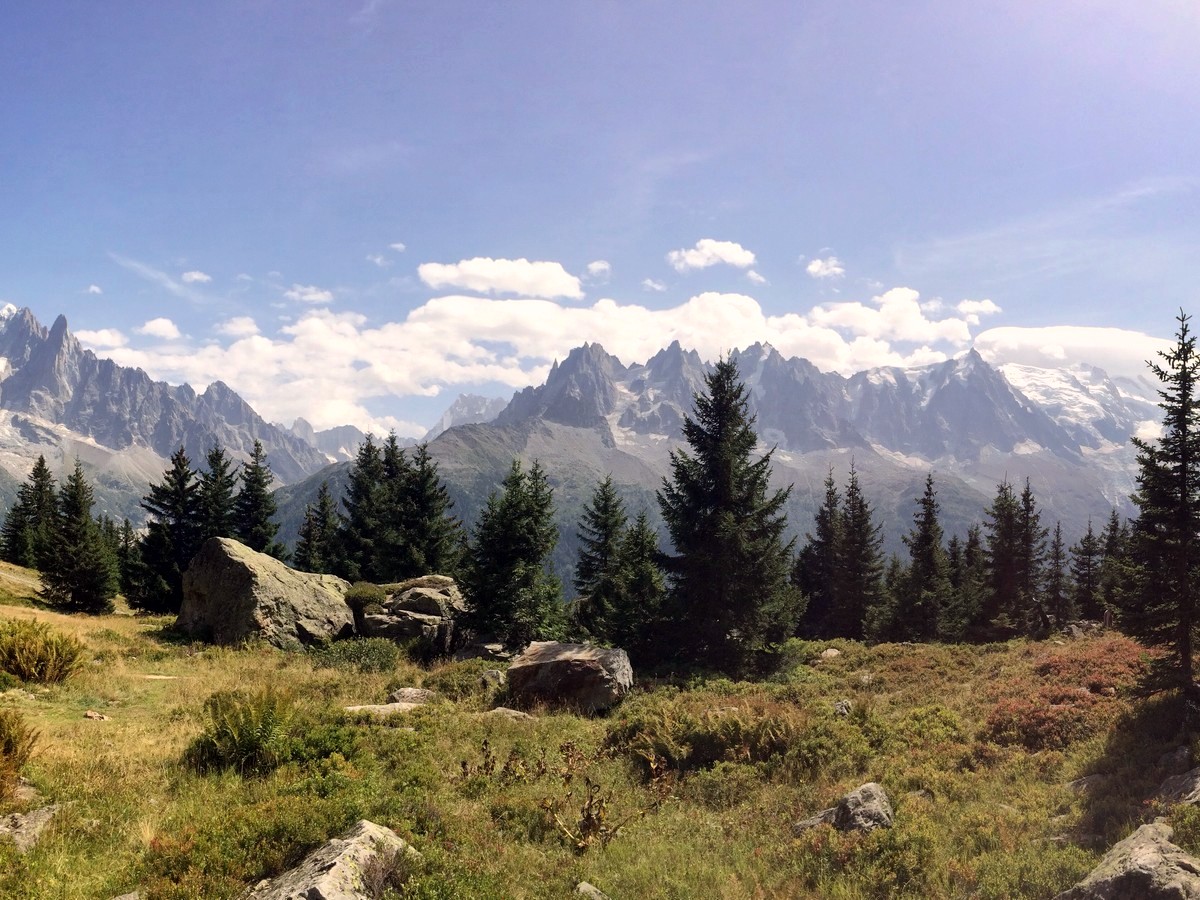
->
[746,270,767,285]
[974,325,1171,383]
[667,239,756,273]
[806,256,845,279]
[216,316,260,338]
[956,298,1002,325]
[417,257,583,299]
[284,284,335,304]
[366,254,390,268]
[389,242,406,253]
[110,254,206,303]
[181,270,212,284]
[641,278,667,292]
[136,318,182,340]
[76,328,127,348]
[86,284,103,295]
[586,260,612,282]
[809,287,971,344]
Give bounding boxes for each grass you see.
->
[0,577,1185,898]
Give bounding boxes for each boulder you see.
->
[1159,767,1200,806]
[0,804,61,853]
[242,819,419,900]
[576,883,612,899]
[178,538,352,649]
[483,706,535,722]
[360,577,464,655]
[344,702,424,716]
[506,641,633,712]
[387,687,438,704]
[793,783,893,835]
[1055,821,1200,899]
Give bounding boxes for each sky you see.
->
[1,1,1197,435]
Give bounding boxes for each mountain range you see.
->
[0,306,1159,572]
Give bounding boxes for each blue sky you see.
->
[1,1,1197,434]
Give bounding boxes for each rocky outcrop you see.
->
[0,804,61,853]
[793,783,894,835]
[242,819,420,900]
[1159,768,1200,807]
[177,538,353,649]
[506,641,632,712]
[1055,821,1200,899]
[359,576,464,655]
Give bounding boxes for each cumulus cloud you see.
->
[181,270,212,284]
[86,284,102,295]
[746,270,767,285]
[136,318,182,340]
[216,316,260,338]
[955,298,1002,325]
[586,260,612,282]
[76,328,127,348]
[667,239,756,273]
[284,284,335,304]
[417,257,583,299]
[642,278,667,292]
[806,256,845,279]
[809,287,971,345]
[974,325,1171,383]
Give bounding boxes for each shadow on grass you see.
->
[1073,692,1186,846]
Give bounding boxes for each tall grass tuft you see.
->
[0,618,84,683]
[184,688,295,776]
[0,708,38,802]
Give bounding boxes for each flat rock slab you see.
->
[507,641,632,712]
[344,702,423,716]
[1055,821,1200,899]
[243,819,419,900]
[482,707,535,722]
[0,804,61,853]
[387,687,438,705]
[1160,768,1200,806]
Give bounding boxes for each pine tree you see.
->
[1,455,57,568]
[1099,508,1132,615]
[116,518,141,598]
[132,446,202,613]
[830,464,884,639]
[233,440,284,558]
[982,479,1022,637]
[376,433,414,580]
[197,443,239,542]
[1017,479,1050,633]
[794,471,842,637]
[572,475,629,637]
[397,443,462,578]
[1120,312,1200,701]
[336,435,386,582]
[1045,522,1072,627]
[294,481,339,574]
[39,460,118,614]
[462,459,564,649]
[657,357,801,673]
[893,473,952,641]
[1069,519,1103,620]
[608,511,666,662]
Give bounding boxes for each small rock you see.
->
[793,783,893,836]
[0,804,61,853]
[110,893,140,900]
[833,699,853,717]
[575,883,612,899]
[819,647,841,660]
[343,702,423,716]
[483,707,534,722]
[1159,746,1192,773]
[1066,774,1108,796]
[386,687,438,705]
[13,778,41,805]
[84,709,110,721]
[479,669,505,689]
[905,788,935,803]
[1158,766,1200,806]
[792,807,836,833]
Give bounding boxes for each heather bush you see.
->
[0,618,83,683]
[308,637,401,674]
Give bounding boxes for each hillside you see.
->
[1,588,1196,897]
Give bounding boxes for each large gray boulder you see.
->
[1055,821,1200,899]
[178,538,353,649]
[360,576,464,655]
[793,783,894,835]
[506,641,633,712]
[242,819,419,900]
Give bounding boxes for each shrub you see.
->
[0,708,37,802]
[184,688,295,776]
[0,619,84,683]
[982,686,1110,751]
[423,658,504,702]
[309,637,401,673]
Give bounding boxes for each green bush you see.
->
[0,619,84,683]
[184,689,295,776]
[309,637,401,674]
[0,708,37,802]
[422,658,504,702]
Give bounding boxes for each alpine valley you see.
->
[0,306,1160,579]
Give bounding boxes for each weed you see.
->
[0,708,37,802]
[542,776,639,854]
[309,637,401,674]
[0,618,84,683]
[183,688,295,776]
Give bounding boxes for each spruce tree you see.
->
[830,464,884,639]
[1069,519,1103,620]
[397,443,462,578]
[116,518,141,598]
[132,446,202,613]
[1045,522,1072,627]
[893,473,952,641]
[609,511,666,662]
[1,455,57,568]
[294,481,339,573]
[572,475,629,637]
[1017,479,1050,633]
[336,434,386,582]
[197,443,239,542]
[376,433,414,580]
[1099,508,1132,615]
[233,440,284,558]
[657,357,800,673]
[982,479,1022,637]
[39,460,118,614]
[1121,312,1200,701]
[794,471,842,637]
[462,459,564,649]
